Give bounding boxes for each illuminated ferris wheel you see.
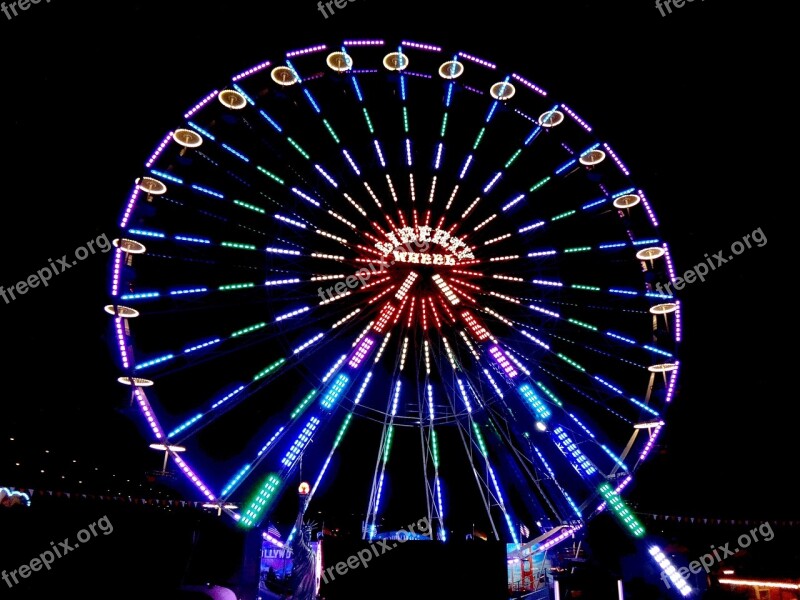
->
[106,38,684,571]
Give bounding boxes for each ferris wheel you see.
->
[106,39,683,574]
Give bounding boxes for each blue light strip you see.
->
[518,383,551,421]
[169,287,208,296]
[149,170,184,184]
[303,88,321,113]
[552,426,597,477]
[221,464,252,497]
[184,339,221,354]
[168,413,203,438]
[259,110,283,132]
[222,143,250,162]
[320,373,350,410]
[281,416,320,468]
[187,121,215,140]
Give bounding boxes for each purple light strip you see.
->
[315,164,339,188]
[662,244,677,281]
[674,301,682,342]
[134,387,164,440]
[343,39,384,46]
[665,367,679,402]
[120,187,140,228]
[595,475,633,513]
[538,523,583,552]
[286,44,327,58]
[115,317,129,369]
[342,149,361,176]
[184,89,219,119]
[145,131,173,168]
[351,69,380,74]
[401,41,442,52]
[602,143,630,176]
[111,248,123,296]
[510,73,548,97]
[637,189,659,227]
[373,140,386,168]
[462,84,485,95]
[457,51,496,69]
[483,172,502,194]
[172,453,217,501]
[616,475,632,494]
[291,187,321,207]
[513,109,538,123]
[489,345,518,378]
[348,336,375,368]
[639,425,663,461]
[232,59,272,81]
[404,71,434,79]
[560,103,592,132]
[459,154,473,179]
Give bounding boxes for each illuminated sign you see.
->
[374,226,474,261]
[392,252,457,265]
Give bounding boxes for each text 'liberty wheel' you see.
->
[106,39,684,579]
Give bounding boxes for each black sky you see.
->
[0,0,789,530]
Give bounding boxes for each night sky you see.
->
[0,0,787,553]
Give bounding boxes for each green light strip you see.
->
[473,127,486,150]
[567,318,599,332]
[362,108,375,134]
[233,199,266,214]
[231,322,267,337]
[431,429,440,470]
[257,166,285,185]
[533,381,563,407]
[571,284,602,291]
[383,425,394,463]
[241,473,281,528]
[286,137,311,160]
[556,353,586,372]
[599,482,646,538]
[221,241,257,250]
[529,176,550,192]
[552,210,577,221]
[504,148,522,168]
[219,282,255,291]
[334,413,353,448]
[322,119,341,144]
[253,358,286,381]
[291,389,318,419]
[471,421,488,457]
